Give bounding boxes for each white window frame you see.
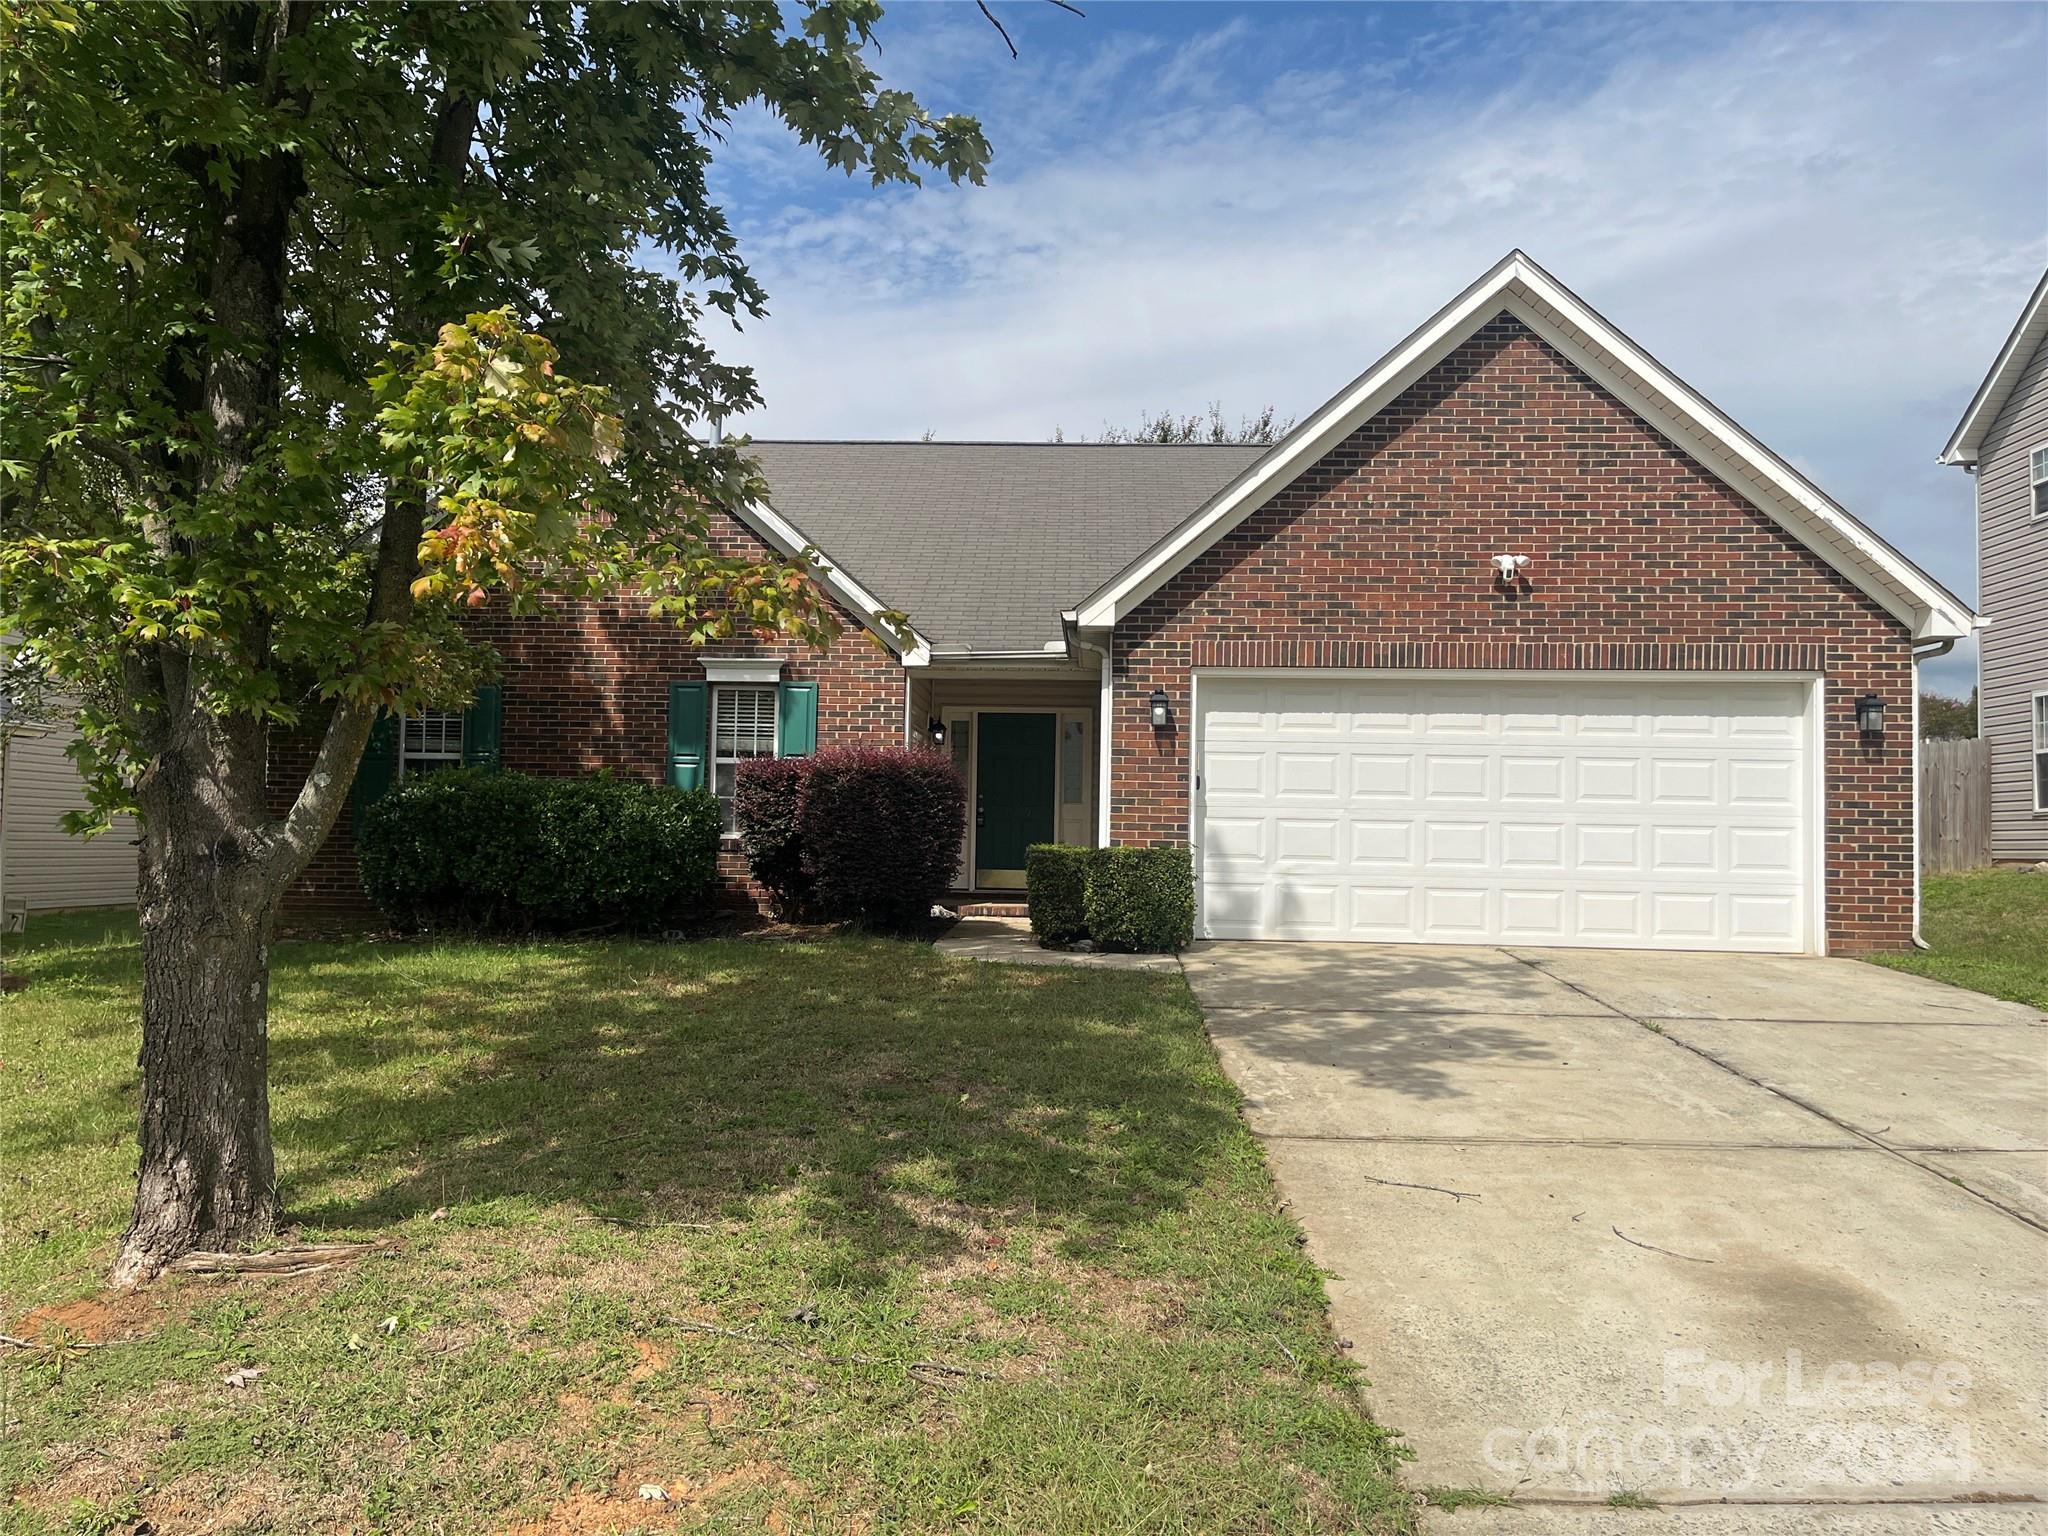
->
[712,683,779,834]
[2031,444,2048,522]
[2034,691,2048,813]
[398,708,464,780]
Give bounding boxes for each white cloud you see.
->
[703,4,2046,693]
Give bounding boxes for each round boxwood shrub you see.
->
[357,768,720,932]
[1025,843,1090,944]
[796,745,965,931]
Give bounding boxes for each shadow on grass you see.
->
[233,931,1239,1289]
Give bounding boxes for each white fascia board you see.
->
[1073,251,1975,643]
[1941,267,2048,467]
[730,498,932,663]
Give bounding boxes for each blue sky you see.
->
[703,2,2047,693]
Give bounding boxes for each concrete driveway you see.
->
[1182,943,2048,1531]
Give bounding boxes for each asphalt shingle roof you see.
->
[746,440,1266,653]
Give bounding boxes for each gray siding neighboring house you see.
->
[1943,267,2048,864]
[1,720,139,912]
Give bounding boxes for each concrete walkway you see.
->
[934,915,1183,972]
[1181,942,2048,1531]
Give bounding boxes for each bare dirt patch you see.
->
[13,1288,162,1344]
[496,1460,789,1534]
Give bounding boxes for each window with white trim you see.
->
[2034,692,2048,812]
[712,685,777,832]
[2031,445,2048,521]
[399,709,464,779]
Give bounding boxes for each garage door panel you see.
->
[1275,752,1340,798]
[1577,757,1641,802]
[1650,757,1717,804]
[1350,819,1414,866]
[1500,821,1566,869]
[1205,815,1267,865]
[1350,753,1413,799]
[1275,817,1340,863]
[1499,888,1569,939]
[1205,749,1268,797]
[1424,754,1489,799]
[1730,758,1799,807]
[1729,825,1799,874]
[1348,884,1419,937]
[1422,886,1490,938]
[1501,756,1566,802]
[1652,824,1718,871]
[1198,676,1812,953]
[1731,893,1799,944]
[1423,820,1490,868]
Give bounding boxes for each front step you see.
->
[956,901,1028,918]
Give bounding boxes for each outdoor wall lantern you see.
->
[1854,693,1886,736]
[1148,687,1172,730]
[927,717,947,748]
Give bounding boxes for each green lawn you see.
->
[1867,867,2048,1012]
[1,911,1412,1535]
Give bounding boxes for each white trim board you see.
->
[1074,251,1974,644]
[728,497,933,665]
[1942,266,2048,468]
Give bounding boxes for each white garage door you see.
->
[1196,675,1814,952]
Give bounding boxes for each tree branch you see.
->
[976,2,1018,59]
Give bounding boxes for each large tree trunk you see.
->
[114,887,277,1286]
[112,724,283,1287]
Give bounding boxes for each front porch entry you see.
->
[913,668,1100,893]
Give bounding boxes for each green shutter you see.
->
[462,683,504,770]
[778,681,817,758]
[352,712,400,825]
[667,680,708,789]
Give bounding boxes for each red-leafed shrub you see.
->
[734,756,814,920]
[797,746,966,930]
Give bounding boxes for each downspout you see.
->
[1909,635,1960,950]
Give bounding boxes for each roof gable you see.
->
[1073,251,1974,643]
[1941,266,2048,468]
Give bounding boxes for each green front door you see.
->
[975,712,1057,888]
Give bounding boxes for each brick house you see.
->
[296,252,1973,954]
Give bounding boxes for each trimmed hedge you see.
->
[1024,842,1195,953]
[734,747,965,931]
[357,768,720,932]
[1024,844,1090,944]
[1084,845,1196,952]
[734,757,813,920]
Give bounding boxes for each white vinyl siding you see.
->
[1196,674,1814,952]
[398,709,464,779]
[712,684,777,833]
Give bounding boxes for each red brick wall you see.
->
[1109,314,1916,953]
[273,510,906,913]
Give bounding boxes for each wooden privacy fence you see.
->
[1919,737,1990,872]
